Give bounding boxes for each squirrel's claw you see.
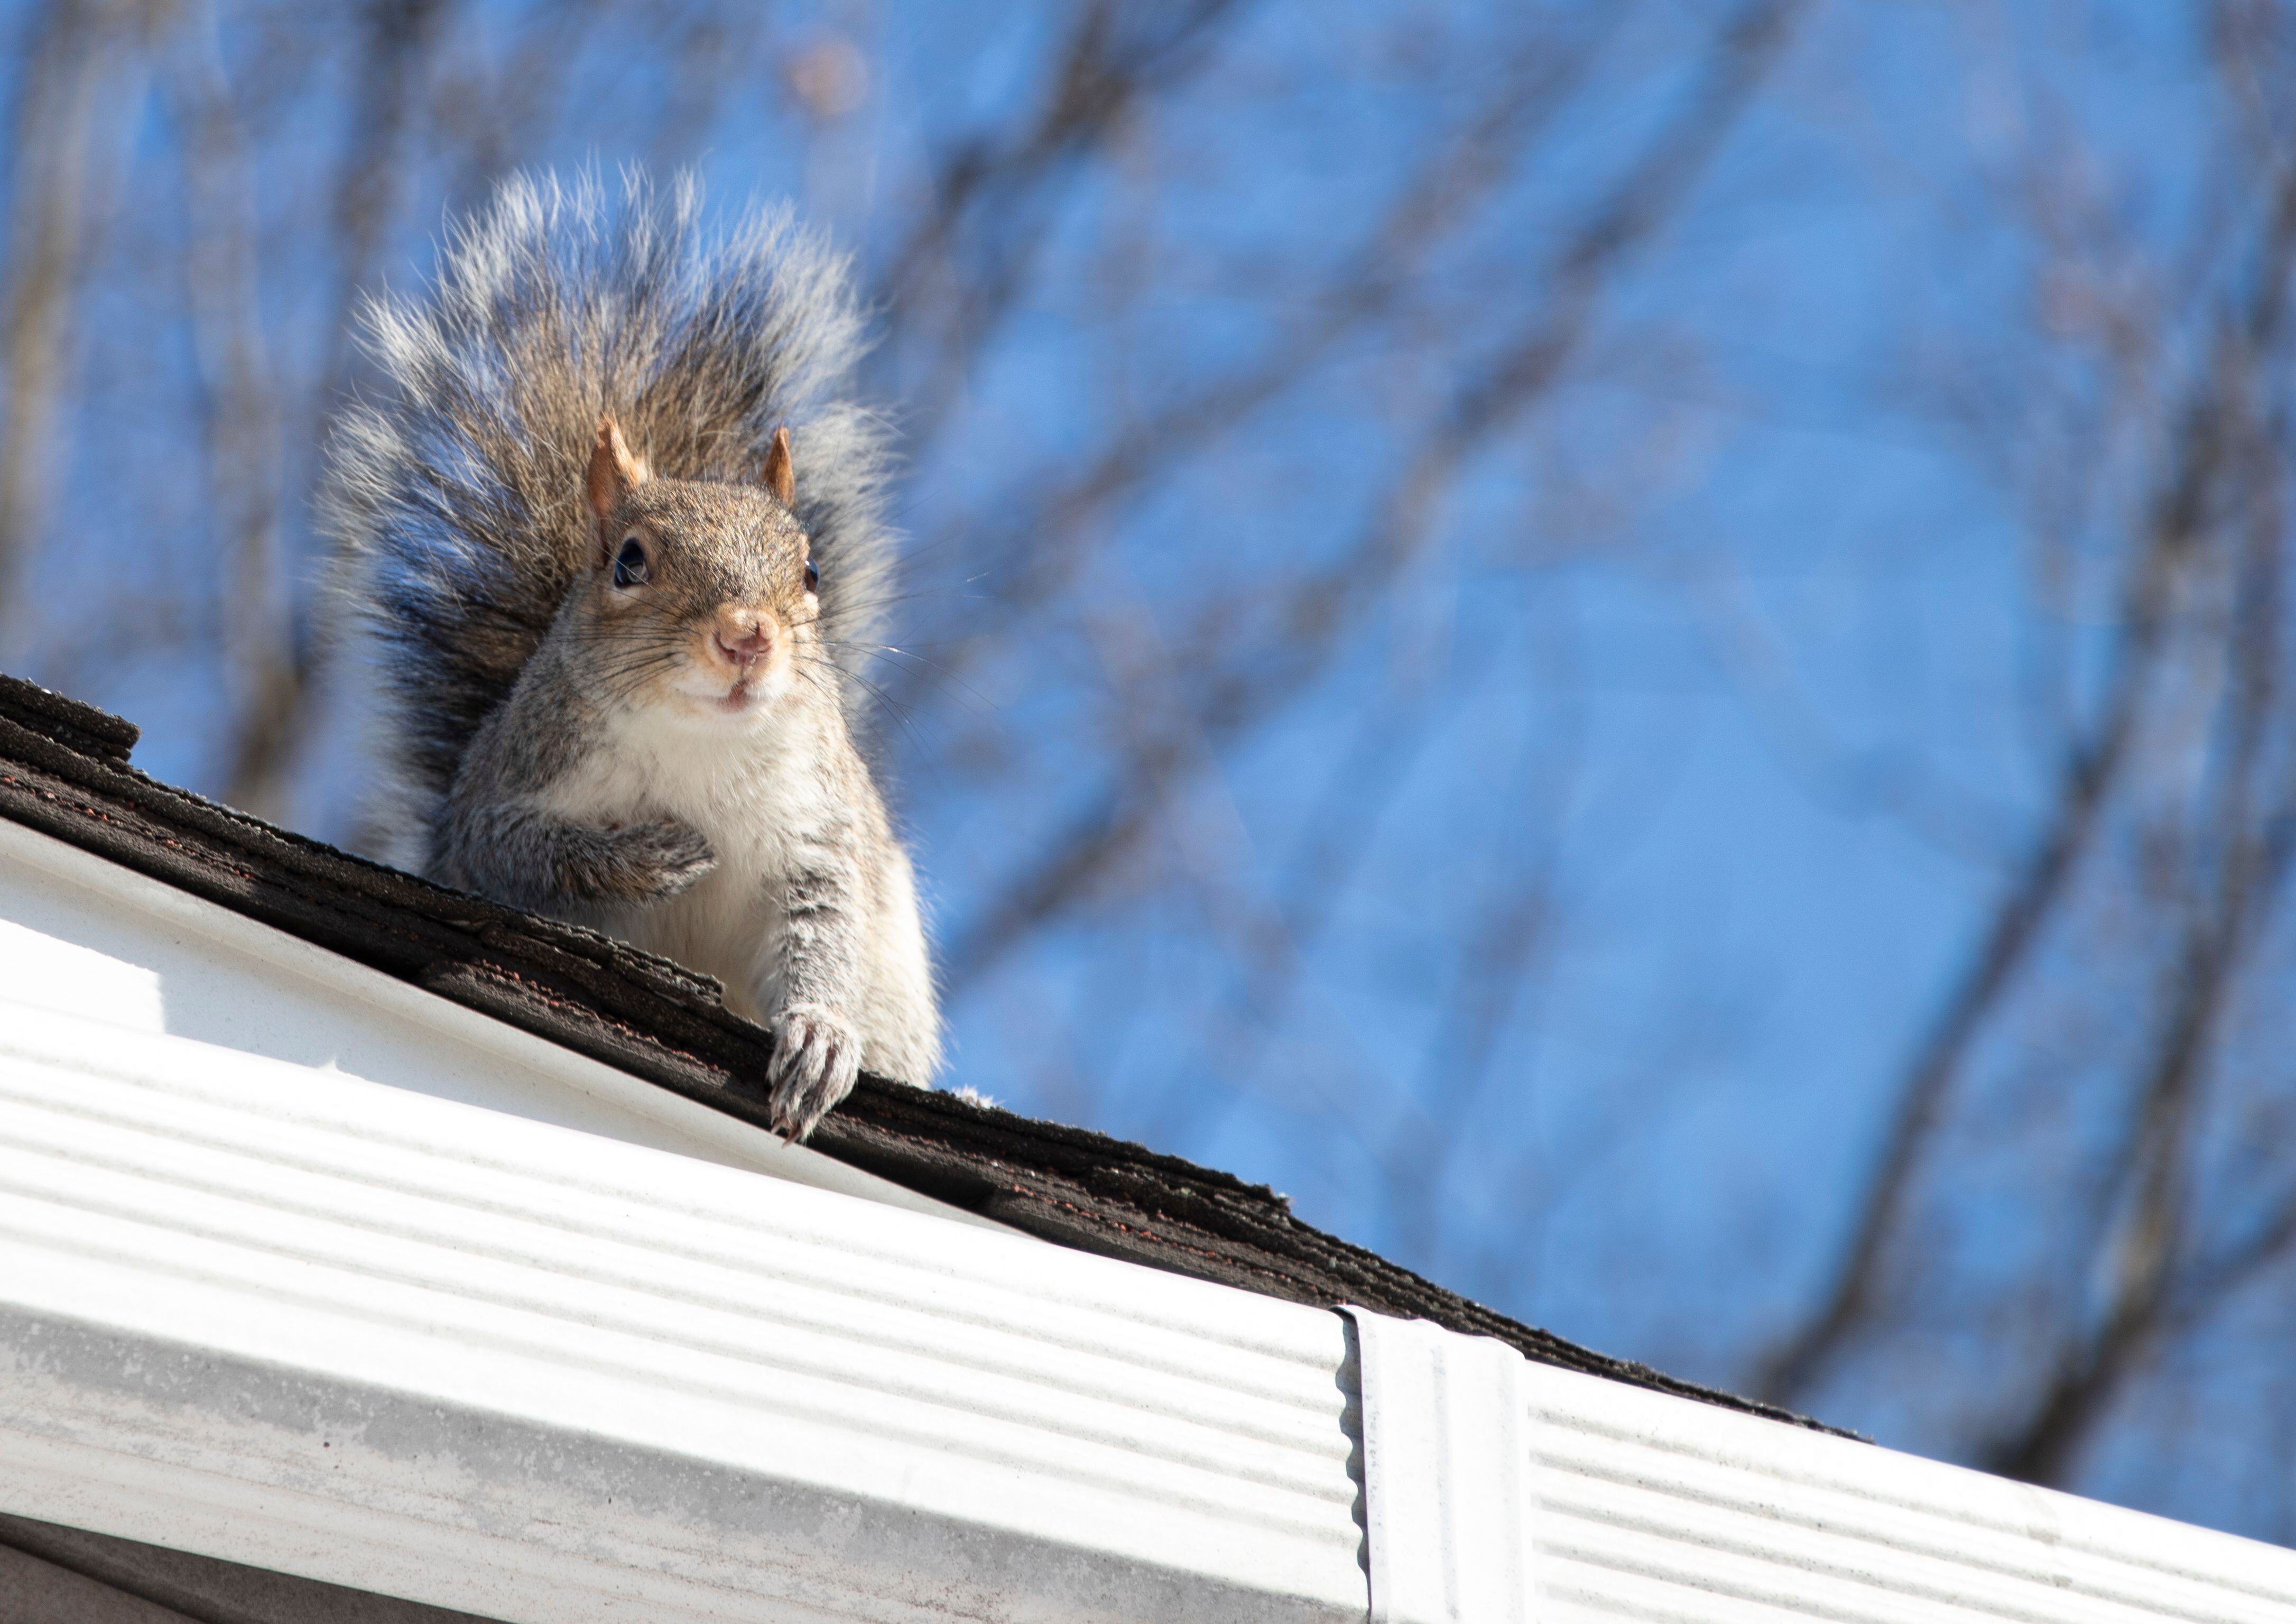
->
[767,1002,862,1141]
[607,818,717,901]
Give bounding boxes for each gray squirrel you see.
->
[323,173,941,1139]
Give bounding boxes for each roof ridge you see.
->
[0,674,139,762]
[0,671,1853,1439]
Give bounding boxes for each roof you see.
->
[0,670,1832,1436]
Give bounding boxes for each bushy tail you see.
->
[322,170,896,857]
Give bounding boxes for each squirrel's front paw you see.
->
[603,818,717,901]
[766,1002,862,1141]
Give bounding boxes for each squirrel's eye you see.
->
[803,558,820,594]
[613,537,649,588]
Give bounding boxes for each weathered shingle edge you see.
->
[0,673,1854,1440]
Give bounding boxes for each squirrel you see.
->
[321,172,941,1139]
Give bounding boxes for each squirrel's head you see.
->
[580,417,824,721]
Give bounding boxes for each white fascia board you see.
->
[1343,1307,2296,1623]
[0,815,1001,1228]
[0,1003,1368,1623]
[1526,1358,2296,1623]
[6,819,2292,1623]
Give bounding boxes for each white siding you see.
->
[1527,1360,2296,1623]
[0,1001,1368,1622]
[5,818,2293,1623]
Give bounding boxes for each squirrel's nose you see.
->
[713,614,775,669]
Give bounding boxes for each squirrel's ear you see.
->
[763,426,795,508]
[587,418,648,519]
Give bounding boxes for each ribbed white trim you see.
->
[8,817,2296,1623]
[1525,1358,2296,1623]
[1339,1304,2296,1624]
[1341,1308,1534,1623]
[0,1003,1366,1622]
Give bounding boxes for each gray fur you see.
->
[322,171,938,1135]
[322,169,896,857]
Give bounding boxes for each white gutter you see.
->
[1344,1313,2296,1624]
[1,828,2292,1622]
[0,1002,1365,1622]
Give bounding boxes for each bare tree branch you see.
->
[214,0,451,815]
[0,0,158,647]
[878,11,1621,723]
[941,0,1810,988]
[1756,146,2296,1408]
[323,0,451,382]
[1991,799,2296,1482]
[1989,357,2296,1484]
[168,0,297,814]
[877,0,1252,444]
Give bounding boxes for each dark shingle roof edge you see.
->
[0,673,1854,1440]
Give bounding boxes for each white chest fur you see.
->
[538,702,833,1018]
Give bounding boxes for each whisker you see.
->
[794,651,938,758]
[816,583,989,623]
[816,639,996,715]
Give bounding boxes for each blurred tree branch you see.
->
[168,0,296,815]
[877,9,1621,727]
[1757,3,2296,1492]
[941,0,1811,988]
[0,0,165,645]
[1992,357,2296,1482]
[876,0,1252,442]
